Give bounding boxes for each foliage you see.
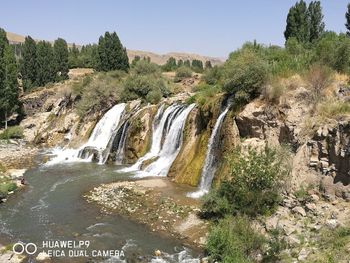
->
[284,0,324,43]
[201,146,290,218]
[95,31,129,72]
[20,36,37,90]
[205,60,212,69]
[305,63,333,102]
[53,38,69,81]
[0,126,24,139]
[191,59,204,73]
[203,65,222,85]
[162,57,177,71]
[206,216,265,263]
[0,28,19,128]
[174,66,192,82]
[191,83,221,108]
[36,41,55,86]
[75,71,125,116]
[0,182,17,199]
[132,59,160,76]
[315,98,350,120]
[346,3,350,36]
[223,49,268,103]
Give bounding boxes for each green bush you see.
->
[223,49,268,102]
[174,66,192,82]
[0,126,24,139]
[203,65,222,85]
[202,146,290,218]
[0,182,17,193]
[121,75,169,104]
[206,216,265,263]
[132,60,160,76]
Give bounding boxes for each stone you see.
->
[325,219,338,229]
[310,194,320,202]
[286,235,301,246]
[305,203,317,212]
[292,206,306,217]
[298,248,310,261]
[154,250,161,257]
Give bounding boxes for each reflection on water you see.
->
[0,159,200,262]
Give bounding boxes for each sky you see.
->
[1,1,348,58]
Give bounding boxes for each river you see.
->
[0,154,201,263]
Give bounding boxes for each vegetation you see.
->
[206,216,265,263]
[0,28,19,129]
[174,66,192,82]
[201,146,290,219]
[0,126,24,139]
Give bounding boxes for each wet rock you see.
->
[154,250,161,257]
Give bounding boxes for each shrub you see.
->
[206,216,265,262]
[121,75,169,104]
[202,146,290,218]
[316,98,350,119]
[174,66,192,82]
[223,49,268,102]
[192,84,221,108]
[203,65,222,85]
[305,63,333,102]
[132,60,160,76]
[263,83,286,104]
[0,126,24,140]
[0,182,17,193]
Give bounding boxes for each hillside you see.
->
[6,31,224,66]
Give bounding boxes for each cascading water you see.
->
[141,104,195,177]
[45,103,126,165]
[121,104,185,172]
[188,106,230,198]
[113,121,129,165]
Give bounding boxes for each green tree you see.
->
[177,59,183,67]
[0,28,19,128]
[68,43,80,68]
[53,38,69,80]
[131,55,141,67]
[284,0,309,43]
[308,1,325,42]
[205,60,212,69]
[162,57,177,71]
[20,36,37,90]
[191,59,204,73]
[346,3,350,36]
[184,60,191,67]
[36,41,55,86]
[95,31,129,72]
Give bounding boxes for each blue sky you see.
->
[1,1,348,58]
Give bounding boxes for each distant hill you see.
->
[6,31,224,66]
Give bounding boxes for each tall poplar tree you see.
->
[308,1,325,42]
[0,28,19,128]
[346,3,350,36]
[20,36,37,90]
[284,0,309,43]
[36,41,55,86]
[53,38,69,80]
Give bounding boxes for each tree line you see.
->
[159,56,212,73]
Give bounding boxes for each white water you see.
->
[188,106,230,198]
[121,104,184,172]
[114,121,129,164]
[45,103,126,165]
[140,104,195,177]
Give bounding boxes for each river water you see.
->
[0,155,200,262]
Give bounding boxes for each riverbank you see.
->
[85,178,209,249]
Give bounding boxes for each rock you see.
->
[286,235,301,246]
[265,216,279,231]
[325,219,338,229]
[310,194,320,202]
[292,206,306,217]
[154,250,161,257]
[298,248,310,261]
[36,251,50,261]
[305,203,317,212]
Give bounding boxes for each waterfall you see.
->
[45,103,126,165]
[114,121,129,165]
[188,106,230,198]
[121,104,185,172]
[142,103,195,177]
[122,103,195,177]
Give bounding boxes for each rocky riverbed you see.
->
[85,178,209,248]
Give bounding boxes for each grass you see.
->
[316,98,350,119]
[0,126,24,140]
